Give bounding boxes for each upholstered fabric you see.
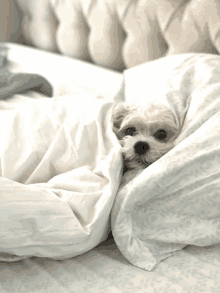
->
[2,0,220,70]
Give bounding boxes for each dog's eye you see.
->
[124,127,136,136]
[154,129,167,141]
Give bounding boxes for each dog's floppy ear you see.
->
[112,103,130,131]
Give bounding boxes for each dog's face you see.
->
[112,103,180,171]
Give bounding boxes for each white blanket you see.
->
[111,53,220,271]
[0,94,122,260]
[2,53,220,273]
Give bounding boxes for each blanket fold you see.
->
[0,45,53,98]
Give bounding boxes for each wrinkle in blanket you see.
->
[0,46,53,99]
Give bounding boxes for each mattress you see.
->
[1,44,220,292]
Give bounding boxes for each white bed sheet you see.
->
[0,239,220,292]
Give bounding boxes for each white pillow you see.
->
[112,53,220,271]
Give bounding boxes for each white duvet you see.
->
[1,53,220,272]
[0,94,122,260]
[112,53,220,271]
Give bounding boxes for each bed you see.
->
[1,1,220,292]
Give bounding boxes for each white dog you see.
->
[112,102,180,175]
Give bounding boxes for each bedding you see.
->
[0,41,219,270]
[1,240,220,293]
[0,46,53,99]
[0,92,123,261]
[0,43,123,262]
[5,43,123,99]
[112,53,220,271]
[0,44,220,291]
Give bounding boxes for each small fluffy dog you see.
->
[112,102,180,174]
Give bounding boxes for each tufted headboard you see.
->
[1,0,220,71]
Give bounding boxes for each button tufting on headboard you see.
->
[4,0,220,70]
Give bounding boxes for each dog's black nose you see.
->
[134,141,150,155]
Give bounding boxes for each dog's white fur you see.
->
[112,102,180,173]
